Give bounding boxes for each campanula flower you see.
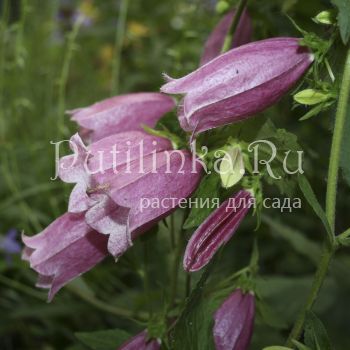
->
[23,132,202,299]
[67,93,175,142]
[118,330,160,350]
[184,190,253,272]
[22,212,108,301]
[200,8,252,65]
[213,288,255,350]
[162,38,313,135]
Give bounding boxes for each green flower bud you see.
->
[220,145,245,188]
[294,89,331,105]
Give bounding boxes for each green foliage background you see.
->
[0,0,350,349]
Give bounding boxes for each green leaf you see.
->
[183,174,221,229]
[262,215,321,265]
[75,329,131,350]
[255,119,302,196]
[263,347,293,350]
[331,0,350,44]
[304,311,332,350]
[297,175,333,240]
[169,262,220,350]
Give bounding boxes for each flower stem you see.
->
[110,0,129,95]
[286,46,350,347]
[57,16,82,136]
[221,0,248,53]
[66,284,147,323]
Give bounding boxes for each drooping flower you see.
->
[22,212,108,301]
[67,93,175,142]
[213,288,255,350]
[200,8,252,66]
[161,38,314,135]
[23,131,203,299]
[58,131,202,258]
[118,330,160,350]
[183,190,253,272]
[0,229,21,263]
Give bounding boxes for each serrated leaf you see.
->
[169,262,219,350]
[183,174,221,229]
[331,0,350,44]
[304,312,332,350]
[75,329,130,350]
[219,146,245,189]
[297,175,333,241]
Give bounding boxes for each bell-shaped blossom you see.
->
[184,190,252,272]
[118,330,160,350]
[67,92,175,142]
[22,212,108,301]
[162,38,314,135]
[59,131,172,213]
[59,131,203,259]
[200,8,252,66]
[213,288,255,350]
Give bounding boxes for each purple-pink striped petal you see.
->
[200,8,252,66]
[183,190,252,272]
[162,38,313,134]
[22,212,108,301]
[213,289,255,350]
[118,330,160,350]
[67,92,175,142]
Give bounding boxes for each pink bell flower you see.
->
[213,288,255,350]
[200,8,252,65]
[162,38,314,135]
[67,93,175,142]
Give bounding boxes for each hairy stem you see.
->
[286,46,350,347]
[221,0,248,53]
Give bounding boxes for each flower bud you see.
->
[200,8,252,65]
[162,38,313,135]
[183,190,252,272]
[118,331,160,350]
[213,288,255,350]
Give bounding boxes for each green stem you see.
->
[67,285,147,323]
[326,48,350,231]
[0,275,46,301]
[221,0,248,53]
[285,245,334,346]
[185,273,191,298]
[286,46,350,347]
[110,0,129,95]
[57,16,82,136]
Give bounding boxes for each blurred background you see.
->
[1,0,350,349]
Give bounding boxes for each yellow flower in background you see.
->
[127,21,150,38]
[78,0,99,25]
[99,44,114,66]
